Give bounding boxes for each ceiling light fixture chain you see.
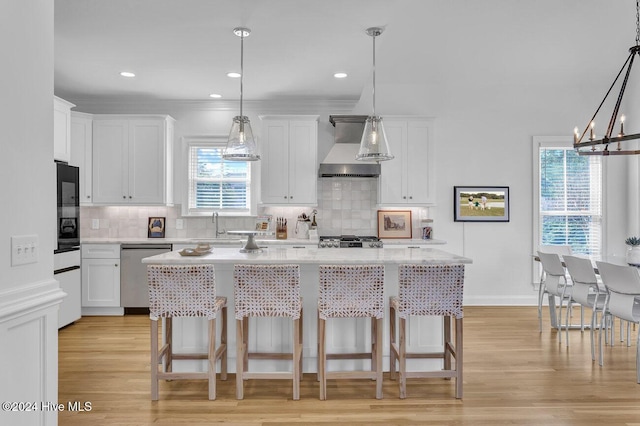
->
[636,0,639,46]
[574,1,640,156]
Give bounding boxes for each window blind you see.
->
[539,147,602,256]
[187,144,251,213]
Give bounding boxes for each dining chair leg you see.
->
[299,307,304,380]
[455,317,463,399]
[166,317,173,372]
[444,316,452,373]
[398,317,407,399]
[293,317,301,401]
[243,318,249,374]
[221,305,228,381]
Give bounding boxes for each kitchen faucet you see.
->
[212,211,226,238]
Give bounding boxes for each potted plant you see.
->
[625,236,640,266]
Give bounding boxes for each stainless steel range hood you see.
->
[318,115,381,178]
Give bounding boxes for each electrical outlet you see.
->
[91,219,100,229]
[176,219,184,230]
[11,235,39,266]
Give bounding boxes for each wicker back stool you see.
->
[147,264,228,400]
[389,264,465,399]
[233,264,303,400]
[317,264,385,400]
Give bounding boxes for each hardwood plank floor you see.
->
[58,307,640,425]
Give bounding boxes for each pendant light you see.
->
[574,0,640,156]
[223,27,260,161]
[356,27,394,162]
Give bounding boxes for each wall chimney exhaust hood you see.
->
[318,115,381,177]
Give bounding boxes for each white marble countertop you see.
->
[81,237,446,246]
[141,246,471,265]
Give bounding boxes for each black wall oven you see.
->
[56,162,80,253]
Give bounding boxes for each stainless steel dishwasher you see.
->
[120,243,172,313]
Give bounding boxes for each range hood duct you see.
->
[318,115,381,177]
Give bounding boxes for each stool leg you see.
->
[399,317,407,399]
[371,317,377,378]
[444,315,452,374]
[318,317,327,400]
[299,307,304,380]
[389,303,397,380]
[221,305,228,381]
[455,317,463,399]
[243,317,249,375]
[236,318,244,400]
[208,318,216,400]
[316,311,321,382]
[293,317,301,401]
[151,319,159,400]
[375,317,383,400]
[165,317,173,373]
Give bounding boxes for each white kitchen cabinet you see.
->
[54,96,75,163]
[81,244,123,315]
[92,115,175,205]
[70,111,93,205]
[379,117,435,205]
[260,115,318,205]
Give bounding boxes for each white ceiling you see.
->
[54,0,635,105]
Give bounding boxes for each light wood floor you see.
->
[58,307,640,425]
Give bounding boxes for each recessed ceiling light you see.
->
[334,72,348,79]
[227,72,241,78]
[120,71,135,78]
[209,93,222,98]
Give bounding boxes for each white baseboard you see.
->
[464,295,538,306]
[81,307,124,316]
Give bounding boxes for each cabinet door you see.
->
[128,119,166,204]
[57,268,81,328]
[53,97,73,163]
[92,120,128,203]
[70,113,93,205]
[288,121,318,205]
[261,120,290,203]
[81,258,121,307]
[379,120,407,204]
[406,120,435,204]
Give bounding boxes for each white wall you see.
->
[0,1,63,425]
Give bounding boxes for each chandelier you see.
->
[574,1,640,156]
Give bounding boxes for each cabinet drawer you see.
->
[82,243,120,259]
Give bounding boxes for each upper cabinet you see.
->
[53,96,75,163]
[92,115,175,205]
[260,115,319,205]
[379,117,436,206]
[70,111,93,205]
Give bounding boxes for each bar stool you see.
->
[233,264,303,400]
[317,264,385,400]
[389,264,465,399]
[147,264,228,400]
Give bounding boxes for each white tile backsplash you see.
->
[79,177,429,239]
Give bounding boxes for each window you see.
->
[184,136,254,216]
[533,136,603,257]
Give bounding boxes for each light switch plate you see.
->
[91,219,100,229]
[11,234,39,266]
[176,219,184,230]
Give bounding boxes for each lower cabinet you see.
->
[81,244,123,315]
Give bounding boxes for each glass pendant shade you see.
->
[224,115,260,161]
[356,115,394,161]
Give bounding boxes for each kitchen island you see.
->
[142,247,472,373]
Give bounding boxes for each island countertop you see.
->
[141,246,472,265]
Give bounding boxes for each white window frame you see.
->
[532,135,606,285]
[181,135,257,217]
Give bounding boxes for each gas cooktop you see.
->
[318,235,383,248]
